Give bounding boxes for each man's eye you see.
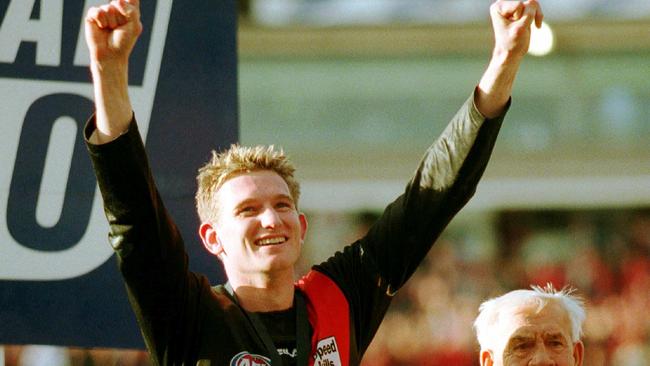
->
[548,340,565,348]
[276,202,293,210]
[514,342,533,351]
[238,207,256,215]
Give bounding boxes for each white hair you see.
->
[474,284,586,351]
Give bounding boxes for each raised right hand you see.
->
[490,0,543,62]
[85,0,142,66]
[474,0,544,118]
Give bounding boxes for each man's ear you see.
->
[480,349,494,366]
[573,341,584,366]
[299,212,308,243]
[199,222,223,258]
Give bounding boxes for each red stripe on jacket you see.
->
[297,270,350,366]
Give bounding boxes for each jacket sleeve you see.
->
[84,116,211,365]
[361,90,507,292]
[315,89,509,355]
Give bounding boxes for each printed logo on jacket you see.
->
[230,351,271,366]
[314,337,342,366]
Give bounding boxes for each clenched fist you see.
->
[490,0,544,60]
[85,0,142,66]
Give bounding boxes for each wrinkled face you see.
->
[488,301,583,366]
[211,170,307,277]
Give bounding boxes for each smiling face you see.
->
[200,170,307,282]
[483,300,584,366]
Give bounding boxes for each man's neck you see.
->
[228,271,295,312]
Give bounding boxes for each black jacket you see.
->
[84,91,507,366]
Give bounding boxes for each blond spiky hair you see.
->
[195,144,300,223]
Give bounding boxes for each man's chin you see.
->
[259,254,300,272]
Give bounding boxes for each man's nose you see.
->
[259,207,282,228]
[529,345,554,365]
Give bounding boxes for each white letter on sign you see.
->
[0,0,64,66]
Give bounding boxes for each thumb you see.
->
[519,0,544,28]
[518,4,537,29]
[491,1,525,23]
[510,4,525,22]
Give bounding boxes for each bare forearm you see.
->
[475,49,523,118]
[90,61,133,144]
[85,0,142,144]
[475,0,543,118]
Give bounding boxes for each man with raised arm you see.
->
[84,1,543,365]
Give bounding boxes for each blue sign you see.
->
[0,0,237,348]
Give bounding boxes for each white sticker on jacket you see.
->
[229,351,271,366]
[313,336,341,366]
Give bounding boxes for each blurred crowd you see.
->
[2,208,649,366]
[362,208,650,366]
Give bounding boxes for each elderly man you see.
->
[474,285,586,366]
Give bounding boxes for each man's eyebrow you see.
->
[233,198,258,210]
[233,194,294,210]
[506,334,535,348]
[544,332,567,340]
[510,335,535,342]
[275,193,295,202]
[275,194,298,209]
